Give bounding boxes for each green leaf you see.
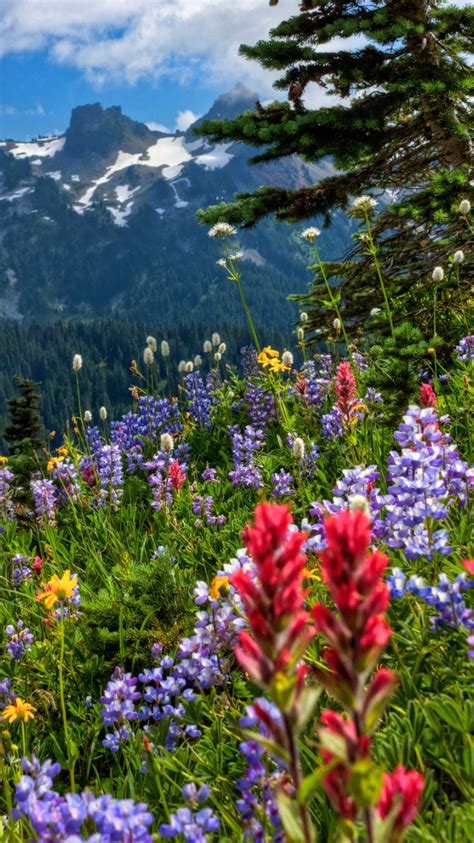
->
[276,790,316,842]
[298,759,338,806]
[295,687,321,732]
[430,697,465,732]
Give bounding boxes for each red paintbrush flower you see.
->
[377,766,424,834]
[419,382,436,408]
[168,460,186,490]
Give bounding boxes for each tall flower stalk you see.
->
[232,503,318,842]
[312,509,423,842]
[210,224,261,353]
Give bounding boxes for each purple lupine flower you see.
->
[95,444,124,509]
[4,620,34,660]
[240,346,259,378]
[0,677,14,707]
[385,405,473,558]
[14,755,153,840]
[0,466,15,521]
[298,358,333,407]
[320,406,344,440]
[388,568,474,656]
[228,425,264,488]
[159,783,219,839]
[100,667,141,748]
[271,469,295,499]
[12,554,32,588]
[236,699,285,842]
[192,494,225,527]
[31,478,56,527]
[455,335,474,364]
[246,382,275,429]
[185,371,214,429]
[202,466,217,482]
[51,458,81,504]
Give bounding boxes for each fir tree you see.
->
[197,0,473,337]
[5,378,44,456]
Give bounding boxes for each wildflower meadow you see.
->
[0,210,473,843]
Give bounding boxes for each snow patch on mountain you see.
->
[195,143,233,170]
[10,136,65,159]
[108,203,134,226]
[45,171,62,181]
[115,185,140,203]
[0,187,33,202]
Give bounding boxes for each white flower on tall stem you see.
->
[208,223,237,238]
[161,340,170,358]
[72,354,82,372]
[146,336,157,352]
[143,347,154,366]
[301,227,320,242]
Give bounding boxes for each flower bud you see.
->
[282,351,294,368]
[203,340,212,353]
[84,411,92,423]
[459,199,470,215]
[160,433,174,454]
[143,347,154,366]
[300,311,308,323]
[194,354,202,368]
[301,227,320,241]
[72,354,83,372]
[349,494,371,517]
[293,437,305,462]
[214,352,222,363]
[297,327,305,342]
[99,406,107,421]
[333,318,341,331]
[178,360,186,373]
[218,343,226,354]
[185,361,194,373]
[161,340,170,358]
[453,250,464,264]
[432,266,444,282]
[212,333,221,347]
[146,335,157,352]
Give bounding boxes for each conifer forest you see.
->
[0,1,472,841]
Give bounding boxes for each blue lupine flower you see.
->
[4,619,34,660]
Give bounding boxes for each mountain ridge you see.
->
[0,85,351,328]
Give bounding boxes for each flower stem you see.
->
[283,714,313,843]
[59,615,75,791]
[363,214,395,338]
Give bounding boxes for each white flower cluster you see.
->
[351,195,378,216]
[459,199,470,215]
[301,227,321,242]
[208,223,237,238]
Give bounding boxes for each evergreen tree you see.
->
[3,379,46,508]
[197,0,473,337]
[5,378,44,456]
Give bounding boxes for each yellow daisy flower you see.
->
[2,698,36,724]
[37,570,78,610]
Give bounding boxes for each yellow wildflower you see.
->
[47,456,64,471]
[0,456,8,466]
[257,346,289,373]
[57,446,69,456]
[37,570,78,610]
[210,575,230,600]
[2,698,36,724]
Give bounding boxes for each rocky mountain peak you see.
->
[64,103,156,158]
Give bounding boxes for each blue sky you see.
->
[0,0,296,140]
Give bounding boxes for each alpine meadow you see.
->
[0,1,473,842]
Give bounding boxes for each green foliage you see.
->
[197,0,473,337]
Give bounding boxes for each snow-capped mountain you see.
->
[0,85,350,327]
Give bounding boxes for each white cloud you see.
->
[175,110,199,132]
[0,0,297,94]
[0,101,46,116]
[146,121,172,133]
